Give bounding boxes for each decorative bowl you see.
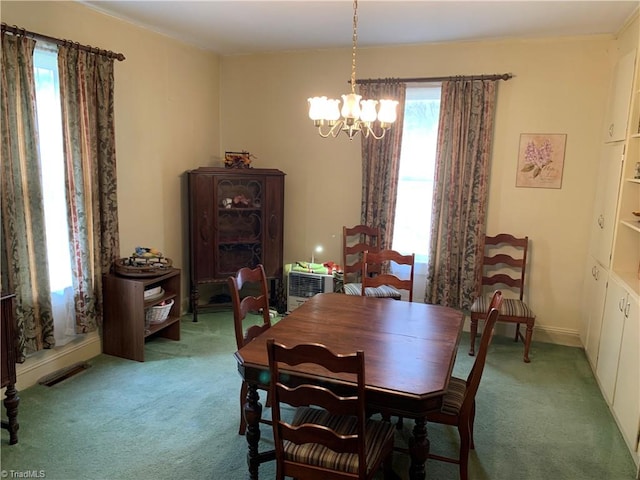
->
[114,257,173,277]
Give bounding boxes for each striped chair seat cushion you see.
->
[470,296,535,318]
[441,376,467,415]
[285,406,395,474]
[343,282,401,299]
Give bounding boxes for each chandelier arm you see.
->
[331,122,345,137]
[317,125,334,138]
[364,124,387,140]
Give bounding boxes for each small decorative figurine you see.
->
[224,151,255,169]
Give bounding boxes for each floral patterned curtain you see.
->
[425,79,498,310]
[58,45,120,333]
[359,80,406,249]
[1,33,55,360]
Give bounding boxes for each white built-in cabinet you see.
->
[589,143,624,268]
[604,49,636,143]
[582,142,624,369]
[597,276,640,456]
[582,142,625,370]
[582,260,608,368]
[582,30,639,469]
[609,278,639,457]
[596,277,630,404]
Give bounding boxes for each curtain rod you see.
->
[1,23,126,61]
[354,73,512,85]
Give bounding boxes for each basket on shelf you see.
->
[145,299,174,325]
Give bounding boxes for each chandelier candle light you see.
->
[307,0,398,140]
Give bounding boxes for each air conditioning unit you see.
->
[287,271,334,312]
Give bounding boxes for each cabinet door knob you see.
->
[623,301,630,318]
[618,297,626,312]
[608,123,614,137]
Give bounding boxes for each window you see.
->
[34,44,76,345]
[392,85,441,262]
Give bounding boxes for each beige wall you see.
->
[220,34,622,343]
[1,0,633,345]
[2,1,221,312]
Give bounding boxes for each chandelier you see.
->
[307,0,398,140]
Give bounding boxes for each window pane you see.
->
[34,45,72,292]
[393,85,441,265]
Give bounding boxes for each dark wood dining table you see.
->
[234,292,464,480]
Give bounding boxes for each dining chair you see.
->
[469,233,536,362]
[227,264,273,435]
[342,225,401,300]
[361,249,415,302]
[425,290,503,480]
[266,339,396,480]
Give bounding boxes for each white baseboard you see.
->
[527,325,583,348]
[12,331,102,391]
[462,317,583,348]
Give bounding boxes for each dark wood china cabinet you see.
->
[187,167,285,320]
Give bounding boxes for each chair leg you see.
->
[458,418,471,480]
[514,322,520,342]
[523,321,534,363]
[469,317,478,356]
[239,381,248,435]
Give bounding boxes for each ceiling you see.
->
[79,1,639,56]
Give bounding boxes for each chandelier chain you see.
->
[350,0,358,94]
[307,0,398,140]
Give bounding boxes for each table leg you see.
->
[244,384,263,480]
[408,417,429,480]
[3,383,19,444]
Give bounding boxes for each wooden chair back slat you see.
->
[278,384,358,415]
[282,424,359,454]
[481,273,522,289]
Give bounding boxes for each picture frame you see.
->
[515,133,567,189]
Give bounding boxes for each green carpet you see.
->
[0,311,636,479]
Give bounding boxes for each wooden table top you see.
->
[235,292,464,417]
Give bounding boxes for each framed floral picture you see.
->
[516,133,567,189]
